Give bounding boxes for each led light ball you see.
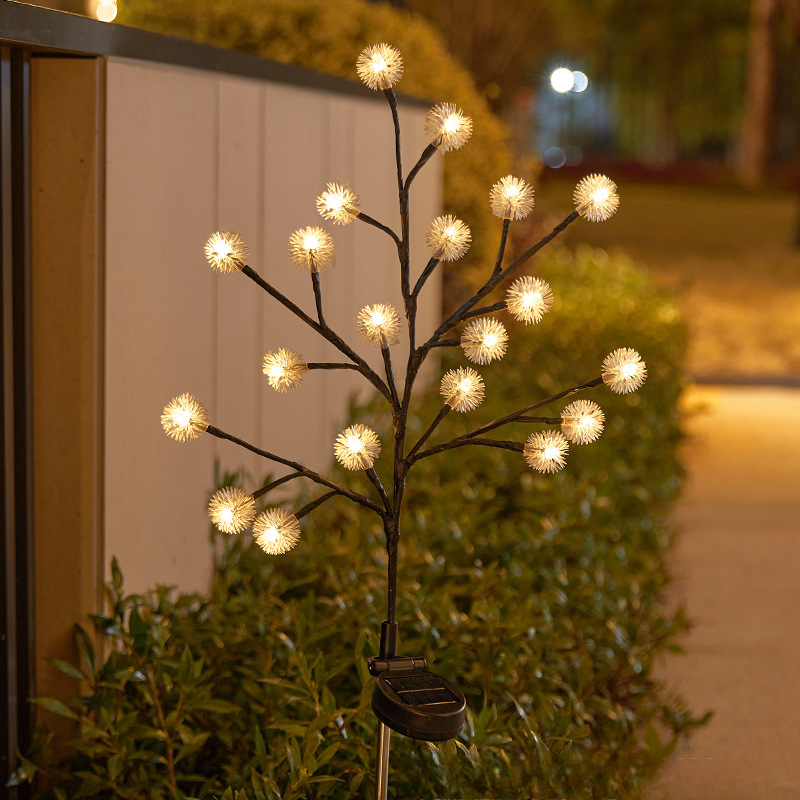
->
[602,348,647,394]
[573,174,620,222]
[316,183,360,226]
[262,349,308,392]
[161,394,208,442]
[208,487,257,534]
[334,424,381,471]
[440,367,485,413]
[506,276,553,324]
[425,103,473,152]
[357,303,401,348]
[461,317,509,365]
[490,175,535,221]
[426,215,472,261]
[288,226,335,272]
[561,399,605,444]
[357,43,404,91]
[253,508,301,555]
[524,430,569,473]
[205,231,248,273]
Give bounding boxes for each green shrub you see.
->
[116,0,514,293]
[12,246,707,799]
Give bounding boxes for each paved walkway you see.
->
[650,386,800,800]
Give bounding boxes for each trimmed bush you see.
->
[13,246,707,799]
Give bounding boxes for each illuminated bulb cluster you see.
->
[602,348,647,394]
[161,394,208,442]
[288,226,335,272]
[440,367,485,413]
[205,231,248,273]
[561,399,605,444]
[524,430,569,473]
[316,183,360,225]
[573,174,620,222]
[262,348,308,392]
[425,103,473,152]
[506,276,553,324]
[357,43,404,91]
[357,304,401,348]
[208,487,257,534]
[253,508,301,555]
[334,424,381,471]
[461,317,508,365]
[490,175,535,220]
[426,215,472,261]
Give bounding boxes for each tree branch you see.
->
[404,142,439,191]
[206,425,385,517]
[426,211,580,343]
[406,405,451,461]
[295,491,338,521]
[412,257,442,299]
[240,263,393,403]
[464,376,604,440]
[311,271,325,325]
[355,211,401,246]
[366,467,393,515]
[412,436,524,463]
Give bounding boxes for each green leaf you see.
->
[191,699,239,714]
[30,697,80,720]
[49,658,85,681]
[175,731,210,763]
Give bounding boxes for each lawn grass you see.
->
[533,178,800,378]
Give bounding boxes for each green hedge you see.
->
[116,0,514,291]
[12,246,707,799]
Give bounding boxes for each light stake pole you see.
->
[162,43,647,800]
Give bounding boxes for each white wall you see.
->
[104,58,442,594]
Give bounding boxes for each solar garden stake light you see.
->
[161,42,646,800]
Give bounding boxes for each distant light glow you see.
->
[544,147,566,168]
[96,0,117,22]
[572,71,589,92]
[550,68,575,93]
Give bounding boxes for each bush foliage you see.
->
[13,246,708,799]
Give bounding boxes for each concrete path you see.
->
[650,386,800,800]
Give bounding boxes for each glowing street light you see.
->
[550,67,575,93]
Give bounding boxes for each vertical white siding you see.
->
[104,58,442,594]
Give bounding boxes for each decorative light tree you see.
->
[161,43,645,799]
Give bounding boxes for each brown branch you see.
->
[206,425,385,518]
[240,263,392,404]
